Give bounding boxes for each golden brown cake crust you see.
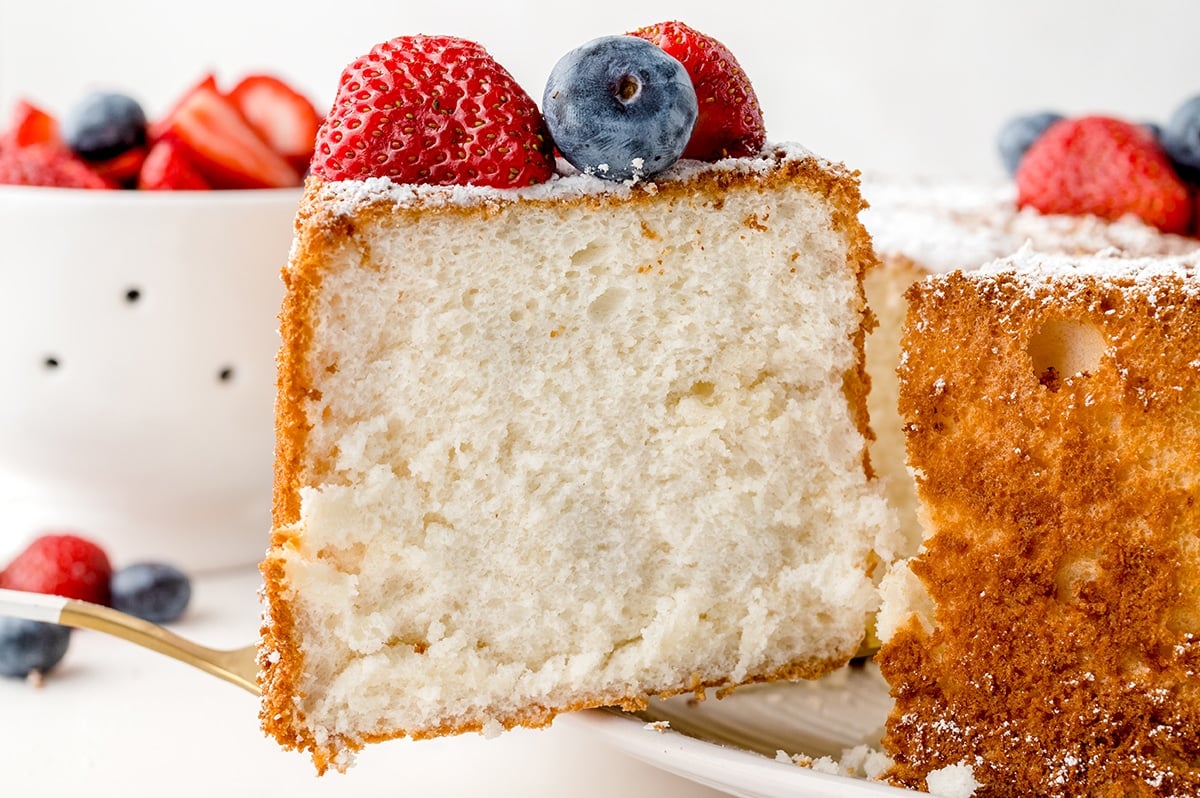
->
[257,149,881,772]
[879,266,1200,796]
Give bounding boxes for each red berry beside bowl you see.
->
[0,533,113,605]
[0,532,194,681]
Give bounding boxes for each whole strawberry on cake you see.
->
[258,23,899,773]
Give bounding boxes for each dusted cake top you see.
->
[861,176,1199,274]
[313,142,833,216]
[974,243,1200,287]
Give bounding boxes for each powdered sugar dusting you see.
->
[973,243,1200,290]
[861,176,1200,273]
[315,142,828,217]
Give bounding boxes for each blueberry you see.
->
[62,91,147,162]
[0,617,71,678]
[1161,95,1200,180]
[110,563,191,624]
[997,111,1064,175]
[543,35,697,181]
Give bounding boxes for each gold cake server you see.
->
[0,587,259,695]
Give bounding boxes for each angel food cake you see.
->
[258,27,899,772]
[877,249,1200,795]
[861,174,1200,557]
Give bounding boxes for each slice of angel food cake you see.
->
[258,24,900,772]
[878,247,1200,796]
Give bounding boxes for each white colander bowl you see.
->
[0,186,300,571]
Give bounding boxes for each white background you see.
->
[3,0,1200,179]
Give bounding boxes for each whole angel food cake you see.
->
[861,113,1200,557]
[258,25,899,773]
[877,248,1200,796]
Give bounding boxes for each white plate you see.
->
[565,663,917,798]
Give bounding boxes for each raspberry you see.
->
[311,35,554,188]
[0,142,111,188]
[631,21,765,161]
[1016,116,1193,235]
[0,534,114,605]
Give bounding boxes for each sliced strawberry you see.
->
[10,100,60,148]
[93,146,148,187]
[159,82,301,189]
[228,74,322,174]
[138,138,210,190]
[149,73,219,143]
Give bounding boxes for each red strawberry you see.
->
[0,534,113,605]
[9,99,59,148]
[93,146,148,187]
[631,21,765,161]
[1017,116,1192,235]
[158,80,301,189]
[228,74,322,174]
[149,74,219,143]
[312,35,554,187]
[138,138,210,190]
[0,142,111,188]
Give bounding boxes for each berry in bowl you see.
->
[0,74,321,571]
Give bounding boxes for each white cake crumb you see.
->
[480,719,504,739]
[643,720,670,733]
[839,744,894,780]
[266,649,281,665]
[331,749,356,771]
[780,745,896,783]
[925,761,981,797]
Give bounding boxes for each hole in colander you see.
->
[43,355,60,370]
[218,366,235,383]
[125,287,142,304]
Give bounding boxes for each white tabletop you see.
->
[0,566,726,797]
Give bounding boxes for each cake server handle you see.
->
[0,587,260,695]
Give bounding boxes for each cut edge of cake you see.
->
[257,144,900,773]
